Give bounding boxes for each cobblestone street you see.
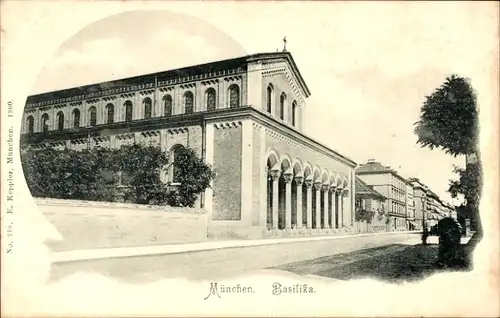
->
[273,236,473,284]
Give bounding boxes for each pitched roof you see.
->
[356,159,408,182]
[26,51,311,105]
[355,176,387,200]
[356,161,393,174]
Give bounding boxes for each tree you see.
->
[414,75,478,156]
[115,144,169,204]
[166,147,214,208]
[448,162,482,231]
[414,74,482,235]
[448,162,482,203]
[20,143,214,207]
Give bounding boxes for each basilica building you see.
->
[21,51,358,239]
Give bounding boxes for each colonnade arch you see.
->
[266,149,349,231]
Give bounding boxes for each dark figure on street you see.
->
[436,217,463,267]
[421,225,429,245]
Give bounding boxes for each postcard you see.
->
[1,1,499,317]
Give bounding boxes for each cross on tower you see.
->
[282,36,287,52]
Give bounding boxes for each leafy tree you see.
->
[448,162,482,231]
[20,146,113,201]
[166,147,214,208]
[414,75,478,156]
[115,144,169,204]
[20,143,214,207]
[414,74,482,234]
[448,162,482,203]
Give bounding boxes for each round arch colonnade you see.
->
[265,148,349,231]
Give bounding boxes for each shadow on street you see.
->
[271,241,476,284]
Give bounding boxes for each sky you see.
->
[29,2,497,204]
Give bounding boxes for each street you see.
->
[50,233,425,283]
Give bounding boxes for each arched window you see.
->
[163,94,173,116]
[88,106,97,126]
[26,116,34,134]
[292,100,297,127]
[143,98,152,119]
[41,113,49,133]
[279,93,286,120]
[106,104,114,124]
[184,91,194,114]
[57,111,64,131]
[205,88,216,111]
[171,144,185,184]
[228,84,240,108]
[124,101,133,122]
[73,109,80,128]
[267,84,274,113]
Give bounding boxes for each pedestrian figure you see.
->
[436,217,463,267]
[421,223,429,245]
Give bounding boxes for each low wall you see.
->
[36,198,207,251]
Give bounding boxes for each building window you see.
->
[267,84,274,113]
[279,93,286,120]
[26,116,34,134]
[171,144,185,184]
[124,101,133,122]
[292,100,297,126]
[57,111,64,131]
[228,84,240,108]
[73,109,80,128]
[41,113,49,133]
[184,91,194,114]
[106,104,114,124]
[163,95,173,116]
[88,106,97,126]
[143,98,152,119]
[205,88,216,111]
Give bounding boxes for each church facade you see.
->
[21,52,357,239]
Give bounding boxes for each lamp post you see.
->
[422,197,428,245]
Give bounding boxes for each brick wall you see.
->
[212,124,242,220]
[36,198,207,251]
[252,125,262,226]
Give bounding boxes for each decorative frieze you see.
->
[179,83,196,89]
[262,67,286,78]
[120,93,135,99]
[252,122,263,130]
[85,99,99,104]
[103,96,117,102]
[70,139,87,145]
[115,134,134,141]
[141,130,160,137]
[159,87,174,93]
[213,121,242,130]
[93,136,110,143]
[139,89,155,96]
[223,75,243,82]
[48,141,66,147]
[201,79,219,86]
[167,127,189,135]
[69,101,83,107]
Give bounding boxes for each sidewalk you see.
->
[50,230,420,263]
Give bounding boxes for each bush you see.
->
[167,147,215,207]
[20,143,214,207]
